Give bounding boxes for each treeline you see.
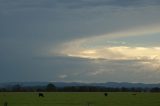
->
[0,83,160,92]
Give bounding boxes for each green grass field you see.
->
[0,92,160,106]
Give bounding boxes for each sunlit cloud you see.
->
[61,46,160,60]
[55,25,160,61]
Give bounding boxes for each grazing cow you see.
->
[104,93,108,96]
[38,93,44,97]
[132,93,136,95]
[4,101,8,106]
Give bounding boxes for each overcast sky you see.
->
[1,0,160,83]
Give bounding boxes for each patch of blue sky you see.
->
[114,33,160,47]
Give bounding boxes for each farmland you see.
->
[0,92,160,106]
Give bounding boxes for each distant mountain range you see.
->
[0,82,160,88]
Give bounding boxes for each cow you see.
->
[38,93,44,97]
[132,93,137,95]
[4,101,8,106]
[104,93,108,96]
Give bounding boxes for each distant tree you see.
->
[121,87,128,92]
[12,84,22,92]
[150,87,160,92]
[0,88,7,92]
[46,83,56,92]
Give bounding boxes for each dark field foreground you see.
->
[0,92,160,106]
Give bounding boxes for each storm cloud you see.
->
[1,0,160,83]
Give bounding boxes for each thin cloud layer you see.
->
[57,25,160,60]
[1,0,160,10]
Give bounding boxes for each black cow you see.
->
[38,93,44,97]
[132,93,137,95]
[4,101,8,106]
[104,93,108,96]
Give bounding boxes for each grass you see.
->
[0,92,160,106]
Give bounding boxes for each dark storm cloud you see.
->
[1,0,160,11]
[1,0,160,83]
[56,0,160,8]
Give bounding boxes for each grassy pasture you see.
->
[0,92,160,106]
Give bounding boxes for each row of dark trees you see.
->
[0,83,160,92]
[59,86,160,92]
[0,83,56,92]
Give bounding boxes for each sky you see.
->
[1,0,160,83]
